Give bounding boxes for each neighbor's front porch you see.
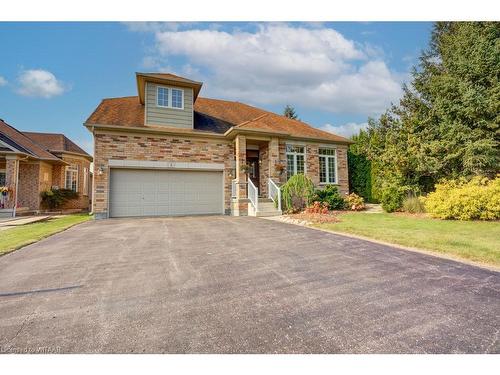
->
[0,154,65,218]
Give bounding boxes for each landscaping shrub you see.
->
[402,196,426,214]
[424,176,500,220]
[344,193,365,211]
[40,188,79,209]
[380,182,419,213]
[280,174,315,213]
[312,184,345,210]
[305,201,329,215]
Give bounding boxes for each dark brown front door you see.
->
[246,150,259,190]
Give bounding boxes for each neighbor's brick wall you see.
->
[58,156,91,210]
[17,162,40,210]
[93,132,234,217]
[39,162,53,194]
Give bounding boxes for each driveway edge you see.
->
[261,216,500,273]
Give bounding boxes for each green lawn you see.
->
[316,212,500,267]
[0,214,92,256]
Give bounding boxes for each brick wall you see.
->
[93,132,234,217]
[39,162,53,194]
[57,156,91,210]
[17,162,40,210]
[279,141,349,194]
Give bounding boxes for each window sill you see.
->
[156,104,184,111]
[319,182,339,186]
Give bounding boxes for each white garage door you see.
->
[109,169,223,218]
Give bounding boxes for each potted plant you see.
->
[275,162,286,175]
[0,186,10,197]
[240,164,250,174]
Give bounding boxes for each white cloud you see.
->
[0,76,7,86]
[140,24,402,116]
[319,122,368,138]
[17,69,67,98]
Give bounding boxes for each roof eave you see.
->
[50,150,93,161]
[84,122,227,140]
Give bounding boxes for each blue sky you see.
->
[0,22,432,153]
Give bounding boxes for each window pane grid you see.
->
[157,87,169,107]
[171,89,183,108]
[65,165,78,192]
[319,148,336,184]
[319,157,327,183]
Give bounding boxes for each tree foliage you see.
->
[283,104,299,120]
[349,22,500,204]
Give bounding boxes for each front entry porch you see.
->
[230,135,283,217]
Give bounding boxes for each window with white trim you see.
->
[65,164,78,192]
[286,144,305,180]
[83,167,88,196]
[171,88,184,109]
[156,86,184,109]
[0,169,5,186]
[157,87,169,107]
[319,148,337,184]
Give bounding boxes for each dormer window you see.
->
[171,88,183,109]
[156,86,184,109]
[157,87,169,107]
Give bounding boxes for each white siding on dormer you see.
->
[145,82,193,128]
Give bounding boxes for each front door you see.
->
[246,150,259,190]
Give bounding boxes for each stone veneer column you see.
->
[235,134,247,199]
[268,137,280,183]
[4,156,19,211]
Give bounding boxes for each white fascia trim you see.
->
[108,159,225,171]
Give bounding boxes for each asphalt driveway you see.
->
[0,216,498,353]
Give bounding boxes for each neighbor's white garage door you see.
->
[109,169,223,217]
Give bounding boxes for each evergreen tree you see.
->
[352,22,500,195]
[283,105,299,120]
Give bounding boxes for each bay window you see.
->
[65,164,78,192]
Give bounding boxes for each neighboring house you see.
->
[0,119,93,217]
[85,72,352,219]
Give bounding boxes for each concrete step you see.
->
[247,203,282,217]
[253,210,282,217]
[257,202,278,210]
[258,198,274,203]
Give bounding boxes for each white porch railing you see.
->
[231,178,237,198]
[247,178,259,212]
[268,178,281,211]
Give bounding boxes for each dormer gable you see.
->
[136,73,203,129]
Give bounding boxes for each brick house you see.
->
[0,119,93,217]
[85,73,352,219]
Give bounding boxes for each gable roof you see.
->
[22,131,91,159]
[86,96,352,143]
[136,72,203,104]
[0,119,62,161]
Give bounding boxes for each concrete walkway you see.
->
[0,215,51,230]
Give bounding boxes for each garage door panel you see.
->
[110,169,223,218]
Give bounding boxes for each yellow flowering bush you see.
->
[424,176,500,220]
